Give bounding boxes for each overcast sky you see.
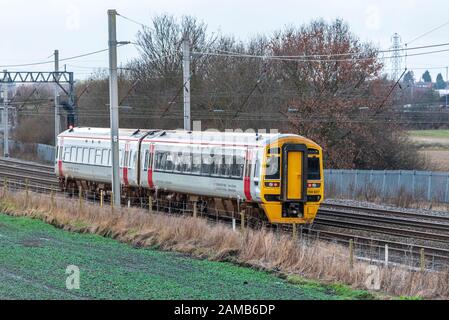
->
[1,0,448,81]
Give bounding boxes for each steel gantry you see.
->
[0,70,77,127]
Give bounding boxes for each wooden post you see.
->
[25,178,29,206]
[149,196,153,214]
[420,248,425,271]
[349,239,354,269]
[193,201,197,218]
[240,210,245,231]
[78,186,83,211]
[3,177,7,197]
[111,192,114,214]
[100,190,104,208]
[50,188,55,211]
[292,223,297,241]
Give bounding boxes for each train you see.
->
[55,127,324,224]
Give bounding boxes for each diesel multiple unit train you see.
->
[55,127,324,224]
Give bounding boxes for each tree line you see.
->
[13,16,426,170]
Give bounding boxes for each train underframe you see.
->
[60,177,267,224]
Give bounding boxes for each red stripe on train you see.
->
[244,176,252,201]
[148,169,154,189]
[148,144,155,188]
[123,167,129,186]
[58,160,63,177]
[244,150,252,201]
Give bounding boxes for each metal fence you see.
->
[37,143,55,162]
[325,169,449,203]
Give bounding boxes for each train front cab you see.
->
[260,137,324,224]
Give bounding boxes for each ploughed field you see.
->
[0,213,360,300]
[408,130,449,171]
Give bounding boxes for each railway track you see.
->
[1,157,449,268]
[0,157,59,192]
[316,204,449,245]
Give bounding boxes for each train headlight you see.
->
[265,182,280,188]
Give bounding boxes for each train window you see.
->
[183,153,192,173]
[268,147,280,155]
[155,151,165,171]
[307,157,321,180]
[254,159,260,178]
[63,147,71,161]
[173,153,181,172]
[102,149,109,166]
[191,153,201,175]
[89,148,95,164]
[95,149,102,165]
[220,157,229,177]
[82,148,89,163]
[211,155,223,177]
[265,156,280,180]
[70,147,77,162]
[201,152,213,176]
[143,150,149,171]
[165,153,174,171]
[231,155,244,178]
[76,147,83,163]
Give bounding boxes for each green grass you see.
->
[286,275,376,300]
[0,213,375,300]
[408,130,449,139]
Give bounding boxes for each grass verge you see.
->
[1,189,448,299]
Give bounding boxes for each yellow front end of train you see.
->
[259,136,324,224]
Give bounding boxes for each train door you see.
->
[281,144,307,216]
[141,143,155,189]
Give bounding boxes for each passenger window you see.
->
[166,153,174,171]
[70,147,76,162]
[64,147,70,161]
[231,155,244,178]
[95,149,102,165]
[191,153,201,175]
[83,148,89,163]
[144,150,149,171]
[182,153,192,173]
[89,148,95,164]
[201,153,213,176]
[211,155,223,177]
[102,149,109,166]
[76,147,83,163]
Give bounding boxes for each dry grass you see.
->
[327,180,449,212]
[1,190,449,299]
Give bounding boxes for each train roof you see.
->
[58,127,320,148]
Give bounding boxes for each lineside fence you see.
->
[0,140,55,163]
[325,169,449,204]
